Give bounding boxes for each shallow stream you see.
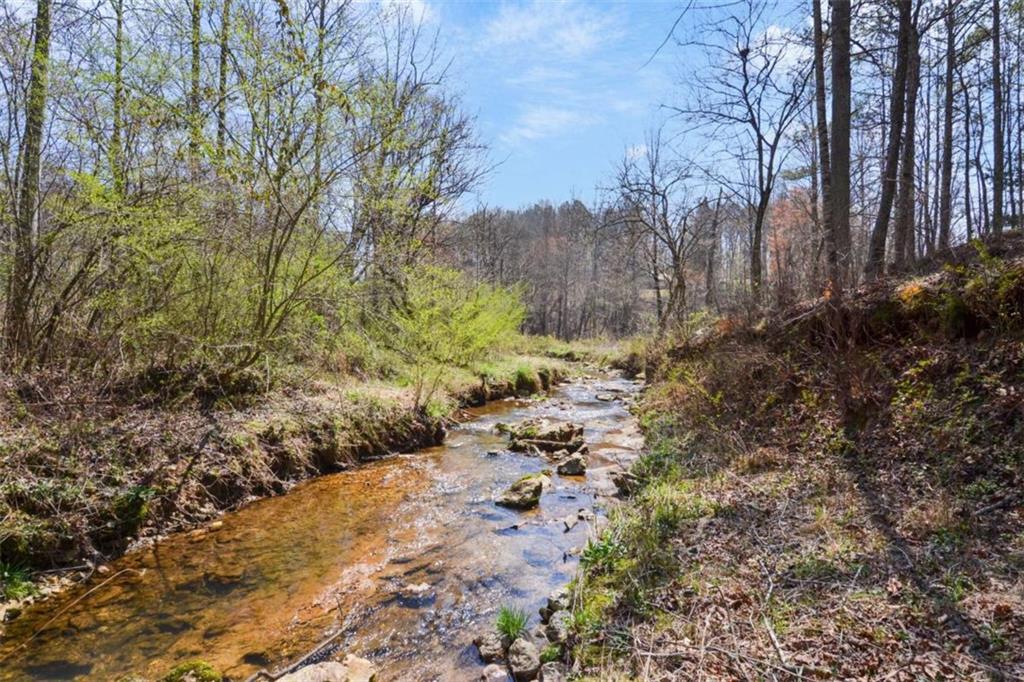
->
[0,374,641,681]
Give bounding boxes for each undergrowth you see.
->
[571,253,1024,679]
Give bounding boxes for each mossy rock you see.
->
[162,660,222,682]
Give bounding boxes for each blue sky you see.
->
[395,0,685,209]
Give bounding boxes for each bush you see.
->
[496,605,529,640]
[385,267,526,408]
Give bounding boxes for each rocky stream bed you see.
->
[0,373,642,681]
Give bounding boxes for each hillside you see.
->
[570,239,1024,680]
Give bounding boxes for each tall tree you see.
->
[992,0,1004,234]
[189,0,202,158]
[216,0,231,156]
[865,0,913,278]
[812,0,833,285]
[829,0,851,291]
[5,0,52,359]
[110,0,125,193]
[937,0,956,250]
[894,23,922,267]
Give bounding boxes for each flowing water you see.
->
[0,374,642,681]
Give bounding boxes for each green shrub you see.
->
[496,605,529,640]
[541,643,562,663]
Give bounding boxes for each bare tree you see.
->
[612,129,702,333]
[671,0,809,301]
[865,0,913,278]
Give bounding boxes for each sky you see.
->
[389,0,686,209]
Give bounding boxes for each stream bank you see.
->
[0,356,566,628]
[0,370,642,681]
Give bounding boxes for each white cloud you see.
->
[484,0,620,58]
[380,0,436,25]
[758,24,810,72]
[625,143,648,161]
[501,105,600,145]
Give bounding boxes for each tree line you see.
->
[460,0,1020,338]
[0,0,518,381]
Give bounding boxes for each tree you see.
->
[992,0,1004,234]
[829,0,851,293]
[612,129,700,334]
[937,0,956,250]
[672,0,809,302]
[812,0,832,286]
[894,21,921,268]
[865,0,913,278]
[5,0,51,360]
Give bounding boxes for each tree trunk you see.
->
[812,0,833,285]
[216,0,231,156]
[5,0,51,360]
[865,0,912,278]
[895,26,921,269]
[312,0,326,187]
[829,0,851,293]
[961,69,974,240]
[111,0,125,193]
[189,0,202,159]
[992,0,1004,234]
[751,192,767,302]
[938,3,954,251]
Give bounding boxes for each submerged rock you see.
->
[277,656,376,682]
[539,586,571,622]
[480,663,510,681]
[611,470,639,496]
[496,474,548,509]
[555,453,586,476]
[508,638,541,682]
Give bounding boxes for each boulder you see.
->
[496,474,548,509]
[539,662,568,682]
[278,656,376,682]
[480,664,510,681]
[544,610,572,645]
[507,638,541,682]
[473,629,510,663]
[539,586,571,622]
[556,453,586,476]
[508,419,584,453]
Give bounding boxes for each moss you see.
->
[513,365,542,394]
[541,643,562,663]
[161,661,222,682]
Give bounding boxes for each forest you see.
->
[0,0,1022,680]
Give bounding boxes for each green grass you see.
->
[496,605,529,640]
[541,643,562,663]
[0,562,37,601]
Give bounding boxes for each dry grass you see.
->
[572,254,1024,680]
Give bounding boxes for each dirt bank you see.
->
[570,248,1024,679]
[0,356,567,616]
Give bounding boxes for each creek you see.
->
[0,373,642,681]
